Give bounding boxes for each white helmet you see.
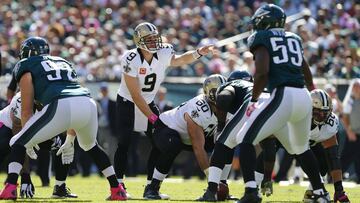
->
[203,74,227,104]
[133,22,162,53]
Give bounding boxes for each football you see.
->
[217,182,229,201]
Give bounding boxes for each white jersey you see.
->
[117,44,175,103]
[310,112,339,144]
[160,94,217,145]
[0,93,21,129]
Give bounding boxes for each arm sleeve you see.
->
[7,73,17,91]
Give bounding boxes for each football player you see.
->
[235,4,329,202]
[0,37,126,200]
[0,92,78,199]
[143,74,226,199]
[115,22,214,198]
[255,90,350,202]
[303,89,350,202]
[197,70,274,201]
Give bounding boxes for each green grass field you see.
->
[0,174,359,202]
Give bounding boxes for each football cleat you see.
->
[120,182,132,199]
[196,188,217,202]
[303,190,331,203]
[106,184,127,201]
[261,181,273,197]
[334,191,350,203]
[52,183,78,198]
[0,183,17,200]
[143,184,170,200]
[237,188,262,203]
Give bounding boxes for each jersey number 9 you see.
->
[142,73,157,92]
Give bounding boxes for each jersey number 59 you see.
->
[270,37,303,67]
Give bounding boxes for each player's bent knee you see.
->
[79,142,97,151]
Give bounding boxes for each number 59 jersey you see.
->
[118,44,175,104]
[159,94,218,145]
[310,112,339,145]
[247,29,305,92]
[13,56,89,106]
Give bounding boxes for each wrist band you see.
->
[148,113,158,124]
[192,49,202,59]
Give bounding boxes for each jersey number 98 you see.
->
[41,61,75,81]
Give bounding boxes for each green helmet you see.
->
[251,4,286,30]
[19,37,50,59]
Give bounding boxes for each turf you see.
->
[0,174,359,202]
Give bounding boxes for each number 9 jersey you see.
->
[13,55,89,106]
[247,29,305,92]
[118,44,175,103]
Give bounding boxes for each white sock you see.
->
[313,188,325,195]
[153,168,167,181]
[55,180,65,186]
[307,183,313,190]
[102,166,115,178]
[117,179,123,183]
[147,180,151,185]
[9,162,22,174]
[220,164,232,181]
[255,171,264,187]
[294,166,303,178]
[208,166,222,184]
[245,181,257,188]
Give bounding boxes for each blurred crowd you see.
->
[0,0,359,81]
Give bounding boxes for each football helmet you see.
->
[203,74,227,104]
[251,4,286,30]
[133,22,162,53]
[311,89,333,125]
[228,70,253,82]
[19,37,50,59]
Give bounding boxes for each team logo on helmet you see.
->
[133,22,162,53]
[203,74,227,104]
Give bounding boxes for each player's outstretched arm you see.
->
[185,113,209,174]
[170,45,214,67]
[252,46,269,101]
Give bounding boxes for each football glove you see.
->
[56,134,75,165]
[20,173,35,198]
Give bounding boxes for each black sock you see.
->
[147,147,161,181]
[208,182,218,193]
[86,144,118,188]
[297,150,324,191]
[53,151,69,181]
[107,175,119,188]
[6,145,26,184]
[149,178,161,190]
[239,143,256,183]
[114,143,129,179]
[334,181,343,192]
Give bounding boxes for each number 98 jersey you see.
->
[247,29,305,92]
[159,94,218,145]
[117,44,175,103]
[13,56,89,106]
[310,112,339,145]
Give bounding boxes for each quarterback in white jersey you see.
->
[143,74,226,200]
[114,22,215,196]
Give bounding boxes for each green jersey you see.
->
[14,55,89,105]
[247,29,305,92]
[217,80,253,114]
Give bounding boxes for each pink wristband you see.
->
[148,114,158,124]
